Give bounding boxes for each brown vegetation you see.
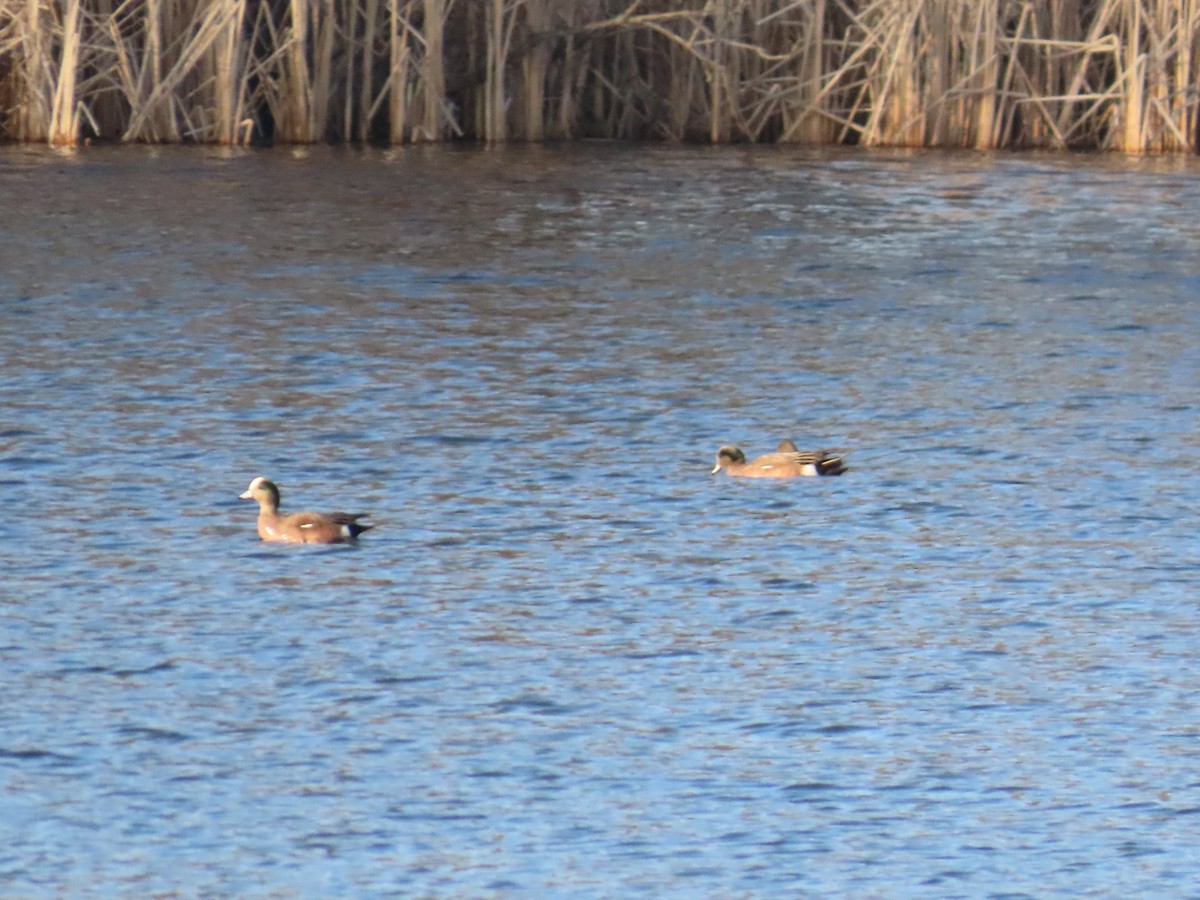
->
[0,0,1198,151]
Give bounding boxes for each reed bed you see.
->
[1,0,1199,151]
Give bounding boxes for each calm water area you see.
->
[2,142,1200,897]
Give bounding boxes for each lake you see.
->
[2,143,1199,896]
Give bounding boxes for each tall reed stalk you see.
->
[2,0,1200,152]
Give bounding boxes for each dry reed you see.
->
[1,0,1199,151]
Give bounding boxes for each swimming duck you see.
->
[239,476,374,543]
[712,443,846,478]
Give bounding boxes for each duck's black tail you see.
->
[816,454,847,476]
[331,512,374,539]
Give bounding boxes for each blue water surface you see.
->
[1,144,1199,897]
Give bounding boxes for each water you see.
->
[2,144,1200,897]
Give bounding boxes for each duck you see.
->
[712,442,847,478]
[239,476,374,543]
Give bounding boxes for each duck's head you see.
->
[712,446,746,473]
[240,476,281,508]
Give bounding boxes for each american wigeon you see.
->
[712,443,847,478]
[239,476,374,543]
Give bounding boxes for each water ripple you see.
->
[2,145,1200,896]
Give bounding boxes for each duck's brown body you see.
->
[240,477,373,544]
[712,442,846,478]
